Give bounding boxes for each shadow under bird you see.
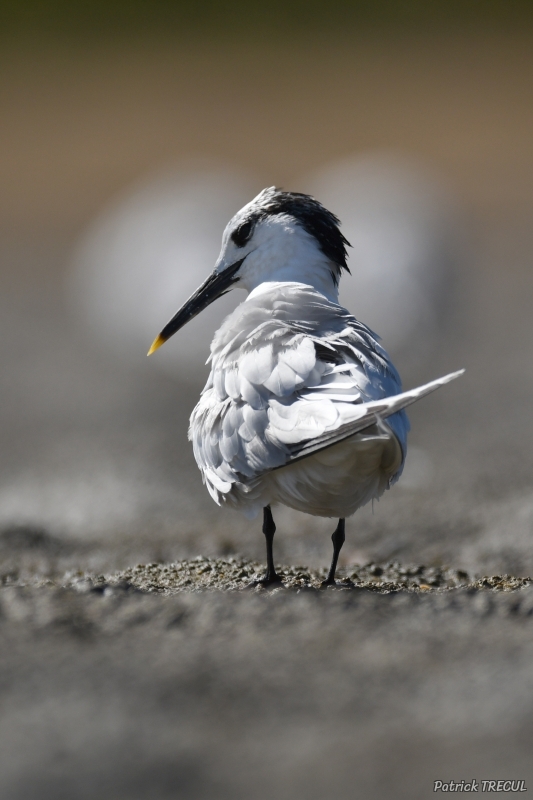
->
[148,188,463,587]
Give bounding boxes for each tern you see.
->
[148,188,463,587]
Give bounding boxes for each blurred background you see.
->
[2,2,533,575]
[1,3,533,796]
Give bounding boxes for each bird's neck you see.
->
[242,257,340,304]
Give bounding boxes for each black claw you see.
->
[247,574,284,590]
[320,578,354,589]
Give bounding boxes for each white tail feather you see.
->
[280,369,465,466]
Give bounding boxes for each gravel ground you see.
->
[70,558,532,594]
[1,535,532,799]
[1,560,532,800]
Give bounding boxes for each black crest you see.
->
[258,188,351,285]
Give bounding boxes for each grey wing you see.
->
[189,285,464,500]
[189,303,417,499]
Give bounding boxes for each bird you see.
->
[148,187,463,588]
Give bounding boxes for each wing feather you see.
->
[277,370,464,466]
[189,282,463,504]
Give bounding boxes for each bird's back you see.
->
[189,282,409,517]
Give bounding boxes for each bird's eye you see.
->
[231,219,254,248]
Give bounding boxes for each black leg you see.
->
[249,506,283,588]
[321,518,345,587]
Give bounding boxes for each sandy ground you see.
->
[1,32,533,798]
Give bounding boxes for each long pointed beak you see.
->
[147,258,244,355]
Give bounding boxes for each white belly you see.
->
[224,423,403,519]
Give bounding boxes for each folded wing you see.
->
[274,370,464,467]
[189,284,463,501]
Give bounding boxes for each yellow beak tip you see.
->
[147,335,166,356]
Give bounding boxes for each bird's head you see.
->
[148,187,350,355]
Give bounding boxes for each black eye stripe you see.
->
[231,219,254,248]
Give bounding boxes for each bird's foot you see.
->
[247,572,284,590]
[320,577,353,589]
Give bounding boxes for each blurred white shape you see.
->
[305,153,460,362]
[68,164,258,378]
